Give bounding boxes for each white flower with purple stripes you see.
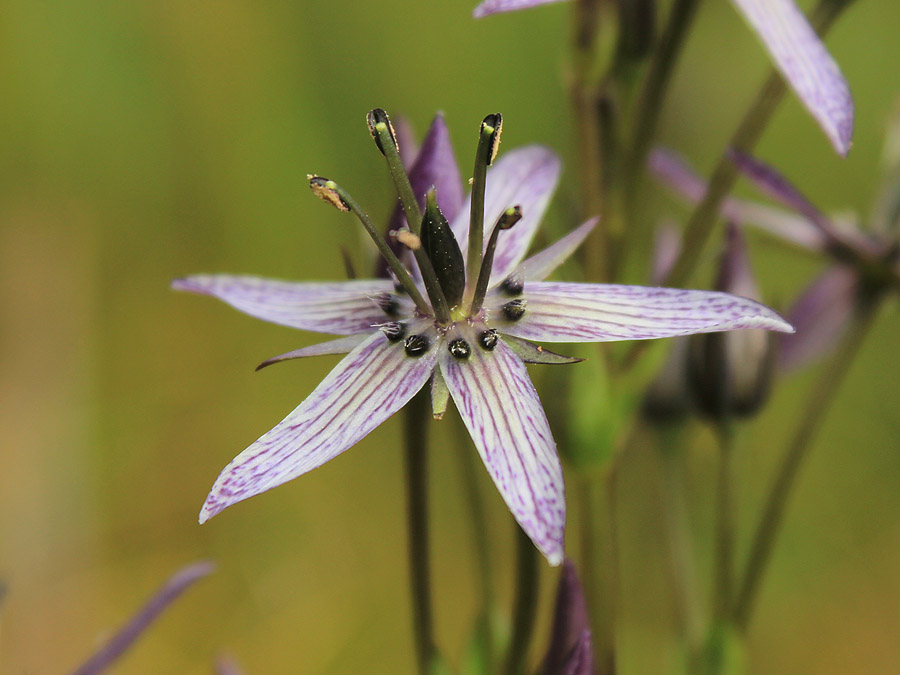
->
[174,111,792,565]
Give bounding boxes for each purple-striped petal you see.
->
[729,0,853,155]
[492,282,794,343]
[440,328,565,565]
[650,148,828,252]
[517,218,598,282]
[473,0,566,17]
[256,334,368,371]
[200,330,438,522]
[452,146,561,283]
[172,276,404,335]
[778,264,858,371]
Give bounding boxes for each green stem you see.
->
[404,391,436,674]
[713,423,736,623]
[505,525,539,675]
[663,0,852,288]
[656,425,705,654]
[733,298,880,630]
[454,424,496,665]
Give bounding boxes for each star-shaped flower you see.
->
[174,112,792,565]
[473,0,854,155]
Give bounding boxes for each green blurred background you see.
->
[1,1,899,672]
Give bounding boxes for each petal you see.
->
[541,559,593,675]
[452,146,562,283]
[172,275,403,335]
[516,218,598,282]
[651,221,682,286]
[440,330,565,565]
[473,0,567,17]
[650,148,828,252]
[199,330,438,522]
[778,264,858,371]
[256,334,368,371]
[729,0,854,155]
[493,282,794,343]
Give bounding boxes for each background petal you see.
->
[473,0,567,18]
[778,264,858,371]
[494,282,793,343]
[517,218,598,282]
[452,146,561,283]
[730,0,853,155]
[172,275,402,335]
[440,332,565,565]
[199,331,438,522]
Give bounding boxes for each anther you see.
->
[481,113,503,166]
[308,175,349,212]
[448,338,471,359]
[404,334,430,357]
[379,322,406,342]
[373,293,400,316]
[500,273,524,296]
[479,329,499,351]
[366,108,399,156]
[502,299,527,321]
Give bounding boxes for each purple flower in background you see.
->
[174,113,792,566]
[540,559,594,675]
[651,146,899,370]
[474,0,854,155]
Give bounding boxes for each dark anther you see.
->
[374,293,400,316]
[479,329,499,351]
[500,274,524,296]
[404,334,430,357]
[448,338,471,359]
[380,322,406,342]
[502,299,527,321]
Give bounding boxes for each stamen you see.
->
[404,334,430,357]
[500,273,524,296]
[379,322,406,342]
[366,108,423,233]
[465,113,504,299]
[448,338,471,359]
[479,329,499,351]
[469,205,523,316]
[306,176,430,315]
[502,299,527,321]
[373,293,400,316]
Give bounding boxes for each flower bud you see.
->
[687,224,775,420]
[540,559,594,675]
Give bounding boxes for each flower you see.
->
[473,0,854,155]
[651,145,899,370]
[173,112,792,565]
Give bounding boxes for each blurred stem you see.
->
[655,425,705,655]
[578,466,619,675]
[713,422,736,623]
[733,297,880,631]
[623,0,701,255]
[662,0,852,289]
[454,424,497,666]
[404,391,437,674]
[505,525,539,675]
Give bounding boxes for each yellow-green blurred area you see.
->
[2,0,900,672]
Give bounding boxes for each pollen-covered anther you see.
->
[404,334,430,357]
[379,321,406,342]
[308,175,349,212]
[479,329,499,351]
[448,338,472,359]
[373,292,400,316]
[500,273,524,296]
[502,299,527,321]
[393,229,422,251]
